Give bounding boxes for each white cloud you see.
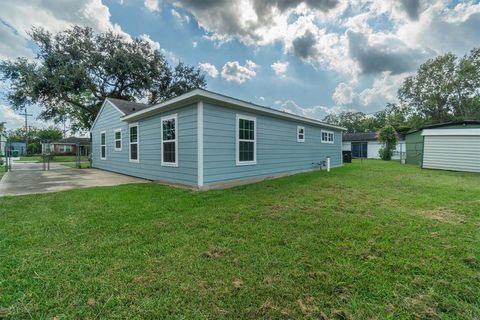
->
[332,72,407,111]
[198,62,219,78]
[221,60,259,84]
[139,34,161,51]
[271,61,289,78]
[0,0,131,60]
[277,100,344,121]
[192,41,198,48]
[139,34,178,63]
[0,105,24,128]
[144,0,161,12]
[171,8,190,23]
[0,23,34,60]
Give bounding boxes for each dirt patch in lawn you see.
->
[416,207,466,224]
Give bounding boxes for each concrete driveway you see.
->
[0,162,148,197]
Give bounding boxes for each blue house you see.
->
[91,89,346,190]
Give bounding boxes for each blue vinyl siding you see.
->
[203,103,342,184]
[91,101,197,185]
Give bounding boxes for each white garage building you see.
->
[342,132,406,160]
[422,128,480,173]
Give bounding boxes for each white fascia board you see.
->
[121,89,347,131]
[422,128,480,136]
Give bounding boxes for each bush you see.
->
[379,146,392,161]
[0,158,3,166]
[378,124,397,161]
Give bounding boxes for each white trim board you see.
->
[422,128,480,136]
[197,102,204,187]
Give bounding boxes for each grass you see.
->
[60,161,91,169]
[19,155,89,163]
[0,160,479,319]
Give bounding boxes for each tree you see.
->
[378,124,397,161]
[398,49,480,125]
[7,126,63,155]
[0,122,5,134]
[323,111,368,132]
[37,127,63,142]
[0,26,206,132]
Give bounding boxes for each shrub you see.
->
[378,124,397,161]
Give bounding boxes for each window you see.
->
[100,131,106,160]
[297,126,305,142]
[59,145,72,153]
[236,114,256,165]
[321,130,334,143]
[161,114,177,166]
[129,124,139,162]
[114,129,122,151]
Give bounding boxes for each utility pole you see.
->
[18,108,33,155]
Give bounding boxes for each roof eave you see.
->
[121,89,347,131]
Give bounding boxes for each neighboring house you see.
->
[91,89,346,190]
[342,132,406,160]
[405,120,480,172]
[7,142,27,156]
[41,137,90,156]
[0,134,5,155]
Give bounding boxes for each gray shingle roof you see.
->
[107,98,151,115]
[343,132,378,141]
[51,137,90,145]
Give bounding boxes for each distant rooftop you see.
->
[51,137,90,144]
[343,131,406,141]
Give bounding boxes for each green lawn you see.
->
[19,155,89,162]
[0,161,479,319]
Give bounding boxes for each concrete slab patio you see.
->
[0,162,148,197]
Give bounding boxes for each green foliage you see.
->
[1,161,479,318]
[7,126,63,155]
[0,26,207,132]
[323,103,412,133]
[378,124,398,161]
[399,49,480,125]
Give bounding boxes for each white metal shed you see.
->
[421,128,480,173]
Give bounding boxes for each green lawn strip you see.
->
[19,155,89,163]
[0,160,479,319]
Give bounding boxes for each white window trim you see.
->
[297,125,305,143]
[321,129,335,144]
[161,114,178,167]
[100,130,107,160]
[114,128,122,151]
[129,123,139,163]
[236,114,257,166]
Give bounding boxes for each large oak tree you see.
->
[0,26,206,132]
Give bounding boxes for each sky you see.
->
[1,0,480,132]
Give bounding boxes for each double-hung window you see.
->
[297,126,305,142]
[236,114,256,165]
[100,131,106,160]
[321,130,334,143]
[129,124,139,162]
[114,129,122,151]
[161,114,177,166]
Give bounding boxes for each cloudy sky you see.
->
[1,0,480,130]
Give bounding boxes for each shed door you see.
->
[423,135,480,173]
